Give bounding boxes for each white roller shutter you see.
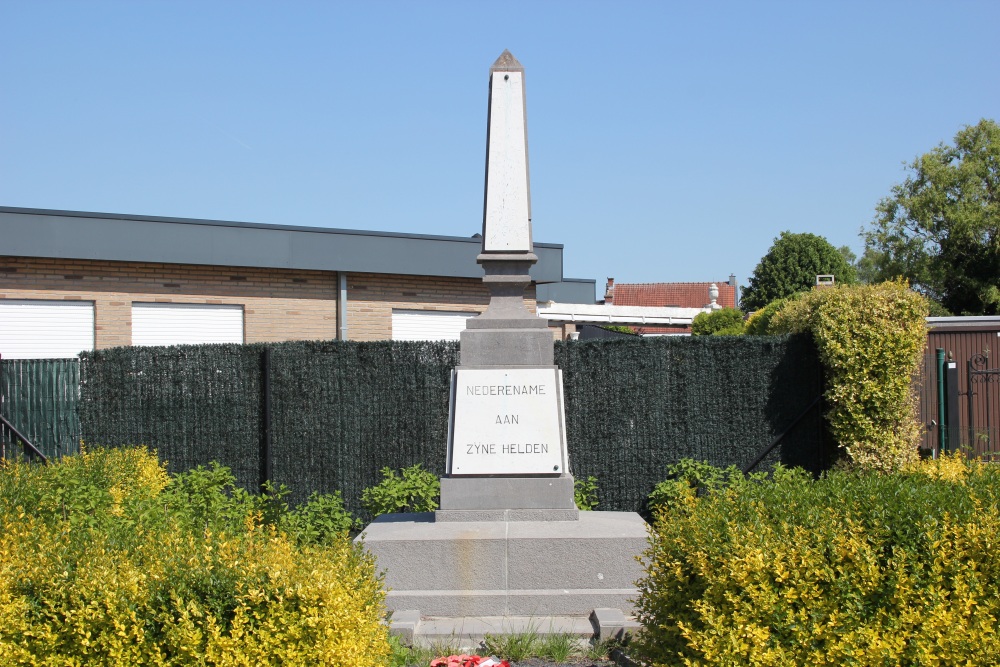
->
[0,299,95,359]
[132,303,244,346]
[391,309,476,341]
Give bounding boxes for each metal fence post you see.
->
[945,358,960,453]
[261,346,273,491]
[936,348,945,456]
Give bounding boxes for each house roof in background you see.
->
[609,281,737,309]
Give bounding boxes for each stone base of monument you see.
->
[357,510,648,626]
[436,475,579,521]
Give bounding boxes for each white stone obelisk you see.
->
[459,50,554,367]
[482,50,532,254]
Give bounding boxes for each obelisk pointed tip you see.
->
[490,49,524,72]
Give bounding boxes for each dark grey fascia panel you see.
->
[536,279,597,305]
[0,207,564,283]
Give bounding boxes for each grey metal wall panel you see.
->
[536,279,596,304]
[0,207,564,283]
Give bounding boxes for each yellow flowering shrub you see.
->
[0,447,389,666]
[635,457,1000,666]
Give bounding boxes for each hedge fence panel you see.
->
[269,341,457,512]
[557,334,833,513]
[79,344,264,491]
[77,335,833,517]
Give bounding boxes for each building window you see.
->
[131,303,244,346]
[391,309,476,341]
[0,299,95,359]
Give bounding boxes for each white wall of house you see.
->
[537,302,707,328]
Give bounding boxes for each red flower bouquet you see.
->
[429,655,510,667]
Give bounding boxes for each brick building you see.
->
[603,277,738,310]
[0,207,584,358]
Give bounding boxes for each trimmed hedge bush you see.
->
[743,296,793,336]
[770,281,927,471]
[0,447,389,666]
[635,455,1000,666]
[691,307,745,336]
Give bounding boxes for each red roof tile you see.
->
[608,282,737,309]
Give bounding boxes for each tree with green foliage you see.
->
[741,231,857,312]
[861,119,1000,315]
[691,307,744,335]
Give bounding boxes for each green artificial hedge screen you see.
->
[78,335,833,518]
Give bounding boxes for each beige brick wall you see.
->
[549,322,576,341]
[0,257,541,347]
[346,272,538,341]
[0,257,338,348]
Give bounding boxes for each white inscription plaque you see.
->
[447,368,568,475]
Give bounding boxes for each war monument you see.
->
[358,50,646,646]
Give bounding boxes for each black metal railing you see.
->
[742,395,822,474]
[0,410,48,463]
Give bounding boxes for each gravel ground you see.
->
[404,657,620,667]
[508,647,637,667]
[508,660,614,667]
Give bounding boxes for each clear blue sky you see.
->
[2,1,997,294]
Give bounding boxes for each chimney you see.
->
[604,277,615,304]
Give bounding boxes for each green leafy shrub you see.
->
[635,455,1000,666]
[600,325,638,335]
[574,475,599,510]
[361,463,440,516]
[769,280,927,471]
[691,307,745,335]
[0,447,389,666]
[280,489,361,544]
[743,296,794,335]
[157,462,360,545]
[162,461,279,534]
[646,458,740,516]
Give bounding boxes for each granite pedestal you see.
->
[359,511,647,618]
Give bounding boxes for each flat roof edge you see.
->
[0,206,565,282]
[0,206,563,249]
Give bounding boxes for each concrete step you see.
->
[390,609,641,651]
